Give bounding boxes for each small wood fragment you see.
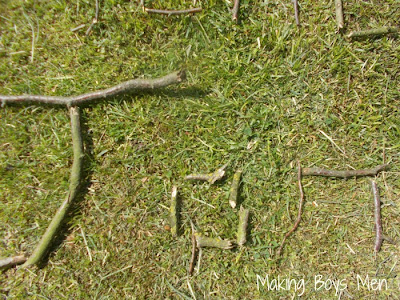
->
[229,170,242,208]
[371,181,383,253]
[302,164,388,178]
[237,206,250,246]
[188,233,197,276]
[144,7,202,16]
[293,0,300,26]
[185,163,228,184]
[194,233,233,249]
[169,186,180,237]
[0,255,27,270]
[335,0,344,31]
[232,0,240,22]
[277,162,304,257]
[348,27,399,39]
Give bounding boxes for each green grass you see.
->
[1,0,400,298]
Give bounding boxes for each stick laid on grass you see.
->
[185,163,228,184]
[0,255,27,270]
[194,233,233,249]
[232,0,240,22]
[169,186,180,237]
[335,0,344,30]
[0,70,186,107]
[293,0,300,26]
[302,164,388,178]
[348,27,399,39]
[144,7,202,16]
[229,170,242,208]
[23,106,84,267]
[86,0,99,36]
[188,233,197,276]
[371,181,383,253]
[237,206,250,246]
[277,162,304,257]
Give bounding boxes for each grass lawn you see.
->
[1,0,399,298]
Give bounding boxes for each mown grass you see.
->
[1,0,399,298]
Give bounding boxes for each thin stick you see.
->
[229,170,242,208]
[237,206,250,246]
[348,27,399,39]
[86,0,99,36]
[185,163,228,184]
[371,181,383,252]
[302,164,389,178]
[293,0,300,26]
[194,233,233,250]
[335,0,344,31]
[277,162,304,257]
[189,233,197,276]
[0,255,27,269]
[232,0,240,22]
[0,70,185,107]
[23,106,84,267]
[144,7,202,16]
[169,186,179,237]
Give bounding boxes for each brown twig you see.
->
[302,164,389,178]
[277,162,304,257]
[0,255,27,270]
[23,106,84,267]
[348,27,399,39]
[189,233,197,276]
[232,0,240,22]
[144,7,202,16]
[0,71,185,107]
[371,181,383,253]
[335,0,344,31]
[86,0,99,36]
[293,0,300,26]
[185,163,228,184]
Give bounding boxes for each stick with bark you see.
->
[293,0,300,26]
[232,0,240,22]
[371,181,383,253]
[188,233,197,275]
[23,106,84,267]
[185,163,228,184]
[277,162,304,257]
[86,0,99,36]
[229,170,242,208]
[335,0,344,31]
[0,70,185,107]
[194,233,233,249]
[169,186,180,237]
[302,164,388,178]
[348,27,399,39]
[144,7,202,16]
[237,206,250,246]
[0,255,27,270]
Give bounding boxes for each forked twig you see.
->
[86,0,99,36]
[0,71,185,107]
[277,162,304,257]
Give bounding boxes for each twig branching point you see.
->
[302,164,389,178]
[229,170,242,208]
[371,181,383,253]
[277,162,304,257]
[23,106,84,267]
[0,70,186,107]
